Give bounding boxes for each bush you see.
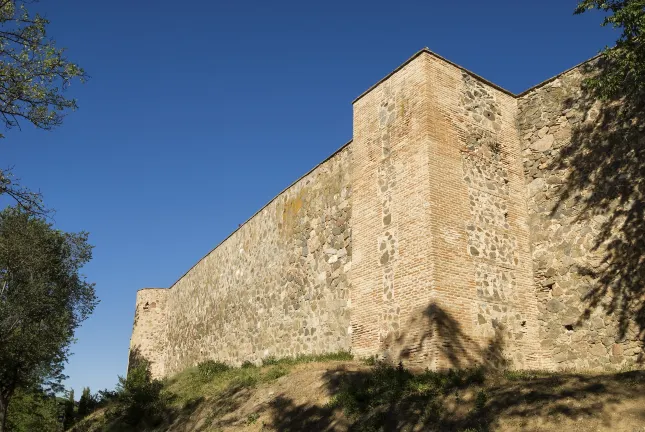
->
[265,365,289,380]
[231,374,258,388]
[77,387,97,420]
[262,351,354,367]
[241,360,256,369]
[107,358,169,428]
[6,388,60,432]
[197,360,230,380]
[329,362,489,430]
[262,356,279,366]
[95,388,119,405]
[474,390,488,412]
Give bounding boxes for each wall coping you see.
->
[352,47,602,104]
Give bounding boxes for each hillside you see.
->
[72,355,645,432]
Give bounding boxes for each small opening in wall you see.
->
[564,324,574,332]
[520,321,526,327]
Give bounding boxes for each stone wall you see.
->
[351,52,435,365]
[518,64,644,369]
[162,147,352,376]
[129,288,168,378]
[445,63,546,370]
[131,49,645,378]
[350,52,545,370]
[423,54,545,370]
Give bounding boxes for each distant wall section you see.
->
[129,288,168,378]
[162,147,352,376]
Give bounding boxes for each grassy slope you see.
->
[74,355,645,432]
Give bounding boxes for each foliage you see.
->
[474,389,488,412]
[0,207,96,431]
[0,169,44,216]
[327,362,487,431]
[94,388,118,406]
[575,0,645,100]
[106,358,168,429]
[0,0,86,214]
[197,360,230,381]
[63,389,75,430]
[264,366,289,381]
[77,387,95,420]
[502,369,547,381]
[5,387,61,432]
[261,350,353,367]
[0,0,86,136]
[240,361,256,369]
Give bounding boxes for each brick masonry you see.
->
[130,49,644,378]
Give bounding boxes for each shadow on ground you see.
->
[257,364,645,431]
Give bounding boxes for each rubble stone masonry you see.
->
[130,49,644,378]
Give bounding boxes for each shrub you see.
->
[197,360,230,380]
[474,390,488,412]
[362,356,378,366]
[265,366,289,381]
[262,356,279,366]
[108,358,169,428]
[231,374,258,388]
[241,360,256,369]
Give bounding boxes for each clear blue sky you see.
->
[3,0,615,395]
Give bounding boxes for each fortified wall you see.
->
[130,49,645,378]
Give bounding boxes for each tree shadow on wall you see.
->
[261,304,645,431]
[127,346,144,375]
[390,302,510,371]
[547,58,645,356]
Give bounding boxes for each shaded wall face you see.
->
[518,66,644,369]
[350,53,544,369]
[130,289,168,378]
[162,149,352,376]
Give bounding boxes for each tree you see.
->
[5,387,60,432]
[0,208,97,432]
[575,0,645,99]
[77,386,94,420]
[0,0,86,213]
[107,353,167,429]
[62,388,74,430]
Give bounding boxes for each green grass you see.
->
[502,369,549,381]
[246,412,260,424]
[261,350,353,367]
[327,362,488,431]
[71,355,645,432]
[165,351,353,408]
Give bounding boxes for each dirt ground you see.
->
[160,361,645,432]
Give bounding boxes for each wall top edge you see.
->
[165,139,353,291]
[516,54,602,97]
[352,47,601,104]
[137,287,168,292]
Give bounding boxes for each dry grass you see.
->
[75,357,645,432]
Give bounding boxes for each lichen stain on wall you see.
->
[161,147,352,376]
